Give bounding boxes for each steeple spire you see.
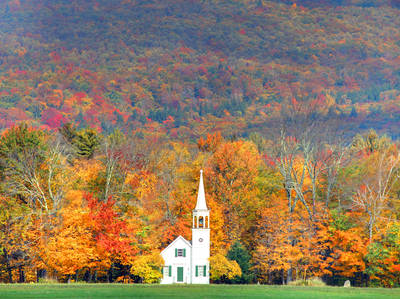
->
[195,170,208,210]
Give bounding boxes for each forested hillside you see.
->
[2,0,400,287]
[1,0,400,137]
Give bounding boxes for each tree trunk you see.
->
[287,268,292,284]
[369,218,374,242]
[108,264,114,283]
[87,269,93,283]
[18,265,25,283]
[287,206,293,284]
[3,248,13,283]
[36,269,45,283]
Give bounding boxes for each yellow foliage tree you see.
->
[209,253,242,281]
[130,252,164,283]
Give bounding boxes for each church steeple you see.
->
[192,170,210,229]
[191,169,210,284]
[195,170,208,211]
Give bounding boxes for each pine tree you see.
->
[227,241,255,283]
[74,129,100,159]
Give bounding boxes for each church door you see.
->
[177,267,184,282]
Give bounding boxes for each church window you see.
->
[163,266,170,277]
[195,265,207,277]
[175,248,186,257]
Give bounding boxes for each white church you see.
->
[160,170,210,284]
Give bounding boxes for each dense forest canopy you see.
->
[1,0,400,138]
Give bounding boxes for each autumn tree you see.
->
[351,129,391,154]
[268,108,345,282]
[148,142,194,246]
[252,190,329,284]
[208,140,262,246]
[209,253,241,283]
[324,210,367,285]
[365,222,400,287]
[130,252,163,283]
[0,124,69,214]
[42,191,100,282]
[87,194,137,282]
[352,145,400,241]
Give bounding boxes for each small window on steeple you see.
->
[199,216,204,228]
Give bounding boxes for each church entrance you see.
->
[177,267,184,282]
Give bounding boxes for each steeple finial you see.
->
[195,170,208,210]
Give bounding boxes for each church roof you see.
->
[194,170,208,211]
[161,235,192,255]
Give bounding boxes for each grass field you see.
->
[0,284,400,299]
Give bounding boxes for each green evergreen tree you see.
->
[0,123,47,177]
[227,241,255,284]
[74,128,100,159]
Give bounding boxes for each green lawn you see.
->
[0,284,400,299]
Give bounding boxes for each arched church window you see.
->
[199,216,204,228]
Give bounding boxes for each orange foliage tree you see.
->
[208,140,262,247]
